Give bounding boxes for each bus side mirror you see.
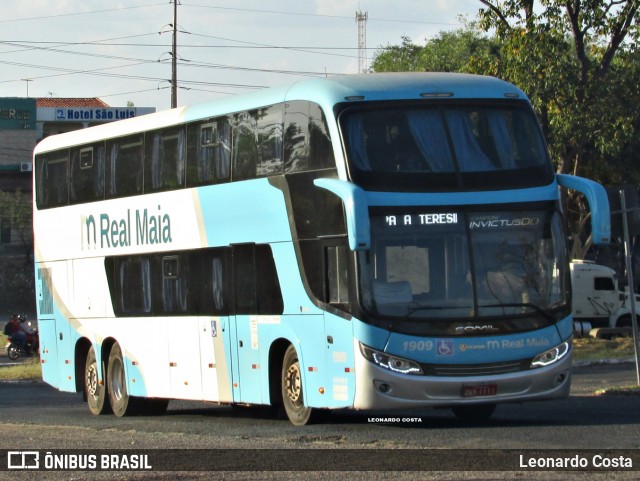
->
[314,178,370,250]
[556,174,611,245]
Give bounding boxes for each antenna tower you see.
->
[355,11,368,73]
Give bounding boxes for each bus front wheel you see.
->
[107,343,137,417]
[85,346,111,415]
[281,345,314,426]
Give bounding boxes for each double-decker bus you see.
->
[33,73,610,425]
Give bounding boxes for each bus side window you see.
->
[70,144,105,204]
[145,127,186,192]
[255,245,284,314]
[233,245,257,313]
[106,135,144,198]
[256,104,283,177]
[117,257,152,315]
[233,111,258,181]
[284,101,335,173]
[159,254,188,313]
[186,117,231,186]
[189,249,229,315]
[308,102,334,170]
[284,101,310,173]
[35,152,69,209]
[326,245,349,304]
[233,244,283,315]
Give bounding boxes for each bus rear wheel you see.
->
[85,346,110,415]
[107,343,138,417]
[281,345,314,426]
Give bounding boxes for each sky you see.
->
[0,0,482,112]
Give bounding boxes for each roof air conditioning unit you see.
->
[20,162,33,172]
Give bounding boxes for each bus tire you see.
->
[85,346,111,415]
[281,345,314,426]
[107,343,137,417]
[451,403,496,422]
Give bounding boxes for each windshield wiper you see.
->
[403,304,474,318]
[479,303,556,322]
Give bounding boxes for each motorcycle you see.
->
[5,315,39,361]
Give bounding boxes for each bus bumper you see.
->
[353,342,572,410]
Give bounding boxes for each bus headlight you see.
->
[530,341,571,368]
[359,343,423,375]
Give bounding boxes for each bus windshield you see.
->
[340,103,553,191]
[358,208,568,322]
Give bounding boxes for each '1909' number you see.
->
[402,340,434,352]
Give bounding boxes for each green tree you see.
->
[478,0,640,180]
[371,29,499,73]
[370,36,425,72]
[477,0,640,257]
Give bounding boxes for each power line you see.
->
[0,3,467,105]
[0,2,462,30]
[0,3,166,23]
[2,39,381,50]
[187,32,359,59]
[0,39,343,80]
[181,2,462,26]
[0,58,266,89]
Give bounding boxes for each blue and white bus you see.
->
[33,73,610,425]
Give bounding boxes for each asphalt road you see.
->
[0,361,638,480]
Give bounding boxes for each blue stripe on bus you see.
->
[196,179,292,247]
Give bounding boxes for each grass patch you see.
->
[0,332,42,381]
[573,336,636,362]
[595,385,640,396]
[0,357,42,380]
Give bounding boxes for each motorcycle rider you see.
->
[6,313,28,353]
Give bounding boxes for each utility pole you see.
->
[355,11,368,74]
[21,79,32,97]
[171,0,178,108]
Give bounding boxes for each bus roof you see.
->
[34,72,527,155]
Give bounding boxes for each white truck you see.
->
[571,260,639,334]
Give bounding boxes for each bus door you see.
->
[36,264,58,387]
[38,261,75,392]
[322,242,356,408]
[229,244,264,404]
[161,250,233,403]
[198,315,234,402]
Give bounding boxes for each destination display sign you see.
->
[375,209,543,231]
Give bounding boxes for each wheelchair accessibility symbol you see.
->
[436,340,454,356]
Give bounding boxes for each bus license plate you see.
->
[462,384,497,398]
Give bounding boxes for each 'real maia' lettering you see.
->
[81,205,172,250]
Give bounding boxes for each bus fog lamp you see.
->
[530,341,570,368]
[359,343,422,375]
[375,381,392,393]
[554,373,566,386]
